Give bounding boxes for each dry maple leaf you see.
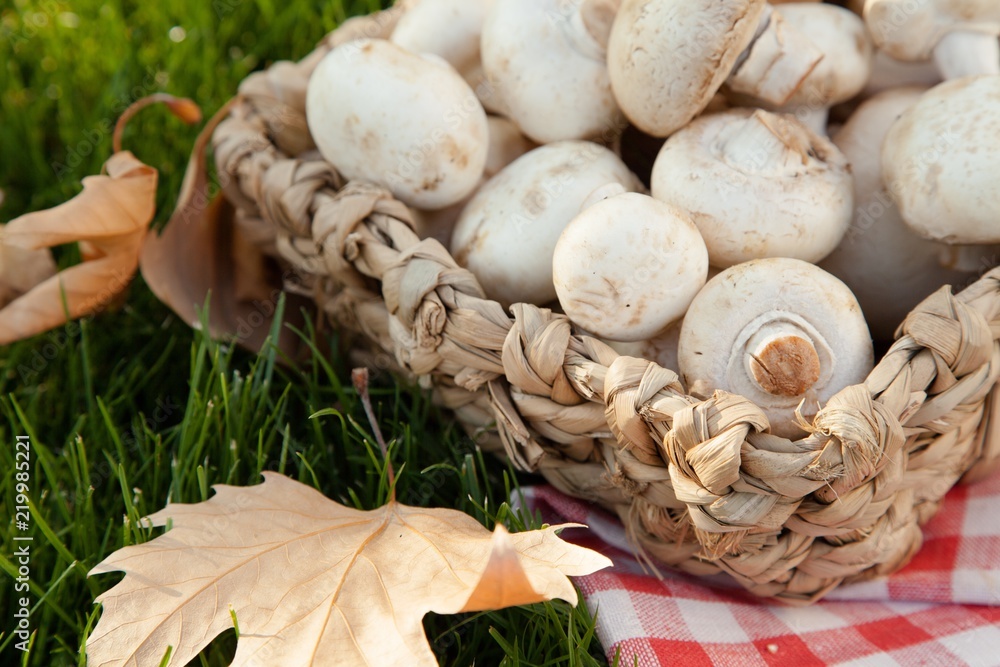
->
[87,472,611,667]
[0,95,200,345]
[140,99,311,359]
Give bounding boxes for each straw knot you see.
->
[667,392,770,494]
[311,181,410,284]
[502,304,582,406]
[383,238,486,376]
[312,181,477,376]
[805,385,905,504]
[498,306,611,460]
[237,62,315,157]
[899,286,994,377]
[213,60,319,220]
[260,159,344,239]
[663,393,793,557]
[603,356,690,467]
[214,112,281,215]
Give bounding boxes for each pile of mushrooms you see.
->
[304,0,1000,438]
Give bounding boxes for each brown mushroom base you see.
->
[748,335,821,398]
[165,9,1000,605]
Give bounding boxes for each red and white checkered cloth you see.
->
[521,472,1000,666]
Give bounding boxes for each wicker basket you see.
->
[180,8,1000,604]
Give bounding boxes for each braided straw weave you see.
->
[202,8,1000,604]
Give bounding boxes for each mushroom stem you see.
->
[933,30,1000,80]
[579,0,621,52]
[744,322,821,398]
[727,8,824,106]
[565,9,606,60]
[717,110,810,172]
[791,107,829,136]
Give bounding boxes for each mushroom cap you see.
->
[390,0,493,75]
[820,86,991,340]
[411,116,535,246]
[604,320,683,373]
[882,75,1000,244]
[553,193,709,341]
[607,0,767,137]
[678,258,874,438]
[451,141,640,306]
[481,0,621,144]
[390,0,502,112]
[650,109,853,268]
[864,0,1000,62]
[580,0,622,48]
[774,4,873,110]
[305,39,488,209]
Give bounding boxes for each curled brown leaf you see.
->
[140,100,312,358]
[0,224,58,309]
[0,151,156,345]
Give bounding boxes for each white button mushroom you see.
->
[390,0,501,113]
[607,0,824,138]
[553,193,709,342]
[391,0,490,76]
[451,141,641,306]
[863,50,943,99]
[305,39,488,209]
[881,75,1000,245]
[819,86,996,340]
[480,0,622,144]
[411,115,536,246]
[862,2,1000,248]
[864,0,1000,80]
[732,3,874,135]
[650,109,853,268]
[678,258,874,439]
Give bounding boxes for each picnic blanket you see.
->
[520,471,1000,666]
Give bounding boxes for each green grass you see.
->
[0,2,612,665]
